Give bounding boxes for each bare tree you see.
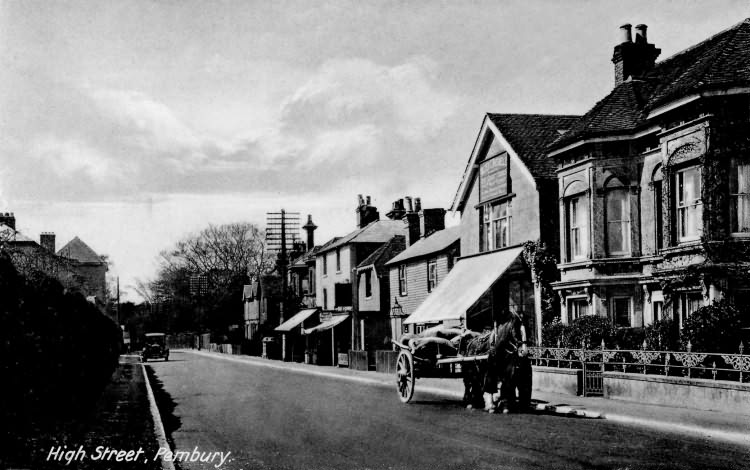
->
[159,222,274,287]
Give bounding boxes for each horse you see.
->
[461,311,532,413]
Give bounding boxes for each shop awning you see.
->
[404,246,524,325]
[303,314,350,335]
[275,308,319,332]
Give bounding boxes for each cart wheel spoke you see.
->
[396,350,415,403]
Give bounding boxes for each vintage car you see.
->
[142,332,169,362]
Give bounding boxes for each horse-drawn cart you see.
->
[393,339,488,403]
[392,320,532,411]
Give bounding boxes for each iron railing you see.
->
[528,341,750,384]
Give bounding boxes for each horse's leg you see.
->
[499,358,517,413]
[516,355,533,412]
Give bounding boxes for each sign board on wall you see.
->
[479,153,509,202]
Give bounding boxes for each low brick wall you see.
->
[532,366,581,396]
[604,372,750,414]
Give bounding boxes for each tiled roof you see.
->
[318,220,405,254]
[552,18,750,149]
[356,235,406,274]
[385,225,461,266]
[0,223,36,243]
[487,114,580,177]
[56,236,104,264]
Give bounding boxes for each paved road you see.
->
[147,351,747,470]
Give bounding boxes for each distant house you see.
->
[242,274,282,342]
[355,234,406,348]
[305,195,406,365]
[385,225,460,340]
[57,236,109,306]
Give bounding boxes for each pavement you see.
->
[186,349,750,448]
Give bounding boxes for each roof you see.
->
[56,236,104,264]
[551,18,750,149]
[0,223,36,243]
[487,114,580,178]
[356,235,406,274]
[318,219,405,254]
[385,226,460,266]
[290,245,320,268]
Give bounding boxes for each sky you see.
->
[1,0,748,302]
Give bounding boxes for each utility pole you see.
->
[116,276,121,325]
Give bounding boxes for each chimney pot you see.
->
[366,195,371,206]
[414,197,422,212]
[619,23,632,43]
[405,197,413,212]
[634,24,647,43]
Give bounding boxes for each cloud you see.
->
[281,56,459,145]
[30,136,117,181]
[0,56,461,203]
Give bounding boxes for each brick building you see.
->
[549,21,750,340]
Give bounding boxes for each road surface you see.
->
[146,351,747,470]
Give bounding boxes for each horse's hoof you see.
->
[488,409,496,414]
[502,408,510,414]
[466,404,473,410]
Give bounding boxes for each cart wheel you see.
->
[396,350,415,403]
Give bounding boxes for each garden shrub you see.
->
[541,318,570,347]
[643,319,679,351]
[680,300,744,353]
[613,327,646,350]
[566,315,616,349]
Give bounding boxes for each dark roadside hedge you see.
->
[0,252,122,426]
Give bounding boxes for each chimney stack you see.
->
[634,24,647,43]
[419,208,446,239]
[302,214,317,250]
[40,232,56,253]
[0,212,16,230]
[356,195,380,228]
[619,23,632,44]
[612,23,660,86]
[386,198,406,220]
[403,212,420,247]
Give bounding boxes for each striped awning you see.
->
[275,308,319,332]
[303,314,350,335]
[404,246,524,324]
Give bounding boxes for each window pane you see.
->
[608,222,624,253]
[614,298,631,327]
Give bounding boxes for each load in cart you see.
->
[393,311,532,413]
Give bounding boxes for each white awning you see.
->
[404,246,524,325]
[275,308,319,332]
[303,314,350,335]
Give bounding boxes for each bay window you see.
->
[566,196,588,261]
[731,162,750,234]
[606,188,630,256]
[676,166,702,241]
